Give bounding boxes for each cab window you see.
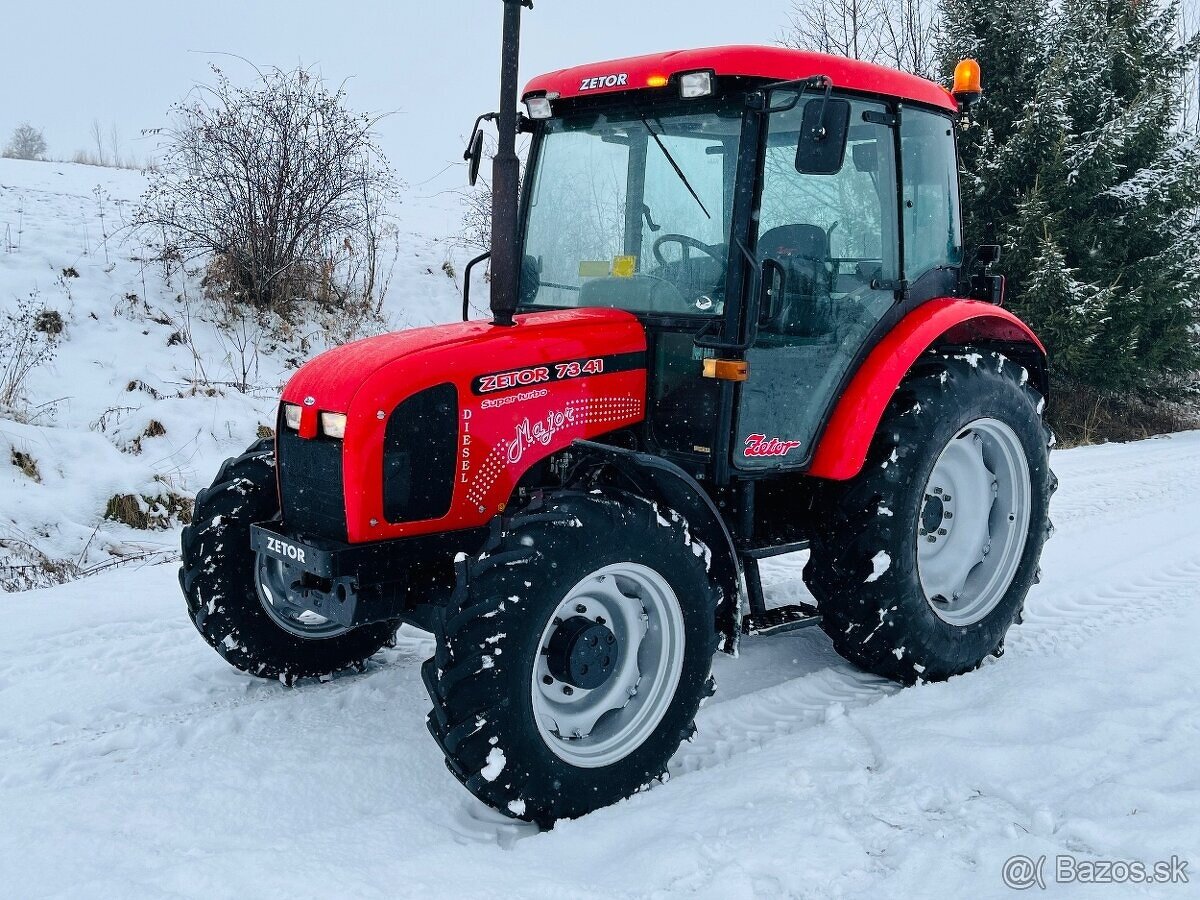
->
[901,108,963,280]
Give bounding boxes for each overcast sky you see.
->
[3,0,793,198]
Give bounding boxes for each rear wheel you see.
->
[423,490,720,825]
[805,350,1056,684]
[180,438,398,681]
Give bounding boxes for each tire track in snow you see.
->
[671,548,1200,784]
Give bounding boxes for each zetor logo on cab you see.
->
[744,434,803,457]
[579,72,628,91]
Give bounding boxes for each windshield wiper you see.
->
[636,111,711,221]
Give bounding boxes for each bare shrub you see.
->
[0,291,61,411]
[136,64,397,320]
[4,123,48,160]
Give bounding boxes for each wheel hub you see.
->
[920,492,947,537]
[545,616,619,689]
[916,418,1032,625]
[531,563,686,768]
[255,552,352,640]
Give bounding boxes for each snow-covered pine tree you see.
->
[943,0,1200,398]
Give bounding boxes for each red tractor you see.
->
[182,2,1054,825]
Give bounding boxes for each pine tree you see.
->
[942,0,1200,398]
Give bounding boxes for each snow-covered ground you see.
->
[2,430,1198,898]
[0,157,467,586]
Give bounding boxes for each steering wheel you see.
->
[652,233,724,266]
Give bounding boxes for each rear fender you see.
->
[571,440,742,654]
[808,299,1047,481]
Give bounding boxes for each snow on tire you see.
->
[805,350,1056,684]
[422,489,720,826]
[180,438,398,682]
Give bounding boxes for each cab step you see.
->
[741,603,822,637]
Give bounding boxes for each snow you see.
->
[865,550,891,582]
[2,430,1199,897]
[481,748,507,782]
[0,157,466,584]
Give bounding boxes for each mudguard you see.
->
[571,439,743,654]
[808,298,1047,480]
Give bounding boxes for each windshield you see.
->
[520,98,743,316]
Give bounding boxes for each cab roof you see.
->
[523,45,958,113]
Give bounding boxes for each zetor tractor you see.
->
[182,2,1055,825]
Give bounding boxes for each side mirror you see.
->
[464,111,498,187]
[465,130,485,187]
[976,244,1001,267]
[795,98,851,175]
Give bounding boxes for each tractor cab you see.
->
[511,47,967,479]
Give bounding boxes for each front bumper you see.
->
[249,521,487,629]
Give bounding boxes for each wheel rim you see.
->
[531,562,686,768]
[916,417,1032,626]
[255,553,352,639]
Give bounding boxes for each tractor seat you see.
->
[757,224,834,337]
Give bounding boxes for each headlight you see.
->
[679,71,714,99]
[283,403,302,430]
[525,96,553,119]
[320,412,347,439]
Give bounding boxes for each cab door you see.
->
[734,94,900,470]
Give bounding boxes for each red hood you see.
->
[281,307,644,420]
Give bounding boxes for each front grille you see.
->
[383,383,457,523]
[277,425,348,541]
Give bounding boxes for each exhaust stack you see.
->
[489,0,530,328]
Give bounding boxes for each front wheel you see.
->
[180,438,398,681]
[422,490,721,825]
[805,350,1056,684]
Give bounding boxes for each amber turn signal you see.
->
[952,59,982,107]
[702,358,749,382]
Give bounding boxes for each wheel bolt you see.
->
[543,674,553,685]
[562,685,574,696]
[943,494,952,502]
[934,487,943,495]
[927,535,937,543]
[945,512,953,519]
[575,604,587,614]
[595,616,606,625]
[938,527,947,535]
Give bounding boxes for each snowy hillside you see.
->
[0,157,467,588]
[2,431,1198,897]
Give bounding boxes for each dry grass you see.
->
[104,489,193,530]
[11,449,41,482]
[1048,384,1199,448]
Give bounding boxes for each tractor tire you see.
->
[805,349,1056,685]
[423,489,720,826]
[180,438,398,682]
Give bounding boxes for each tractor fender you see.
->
[808,299,1047,481]
[571,439,743,654]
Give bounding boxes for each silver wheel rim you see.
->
[255,553,352,639]
[531,562,686,768]
[917,417,1032,626]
